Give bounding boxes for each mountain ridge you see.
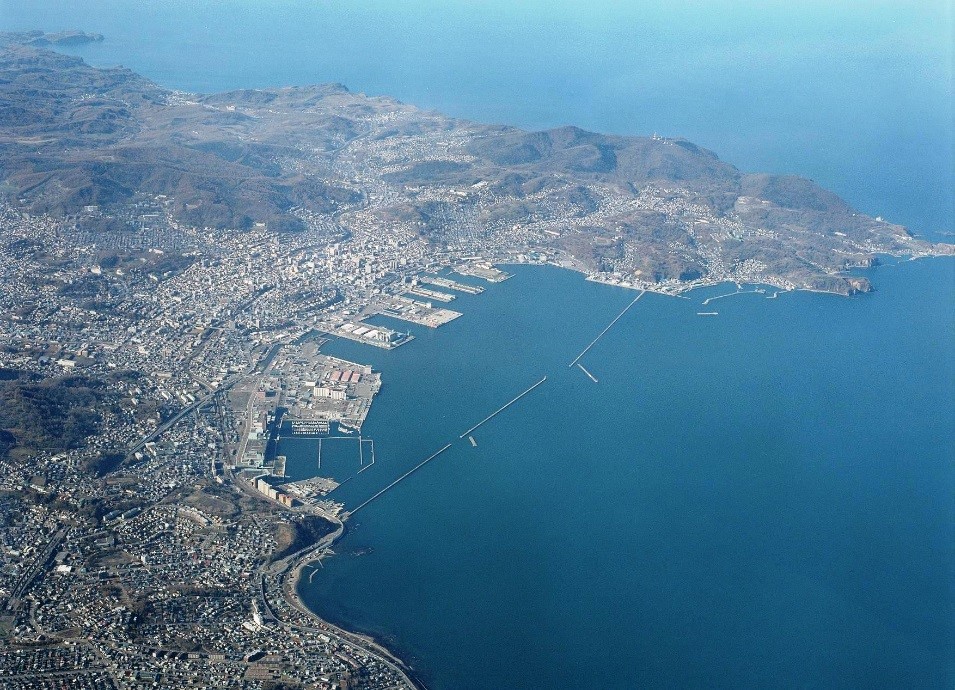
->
[0,30,949,295]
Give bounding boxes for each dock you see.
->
[289,419,330,435]
[454,263,510,283]
[459,376,548,439]
[419,275,485,295]
[375,295,461,328]
[697,311,718,316]
[317,321,413,349]
[408,286,456,303]
[569,290,644,367]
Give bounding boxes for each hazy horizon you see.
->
[1,0,952,239]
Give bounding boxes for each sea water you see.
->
[1,0,950,239]
[294,260,953,688]
[2,2,952,686]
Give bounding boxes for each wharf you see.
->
[418,275,485,294]
[317,321,413,349]
[454,263,511,283]
[375,295,461,328]
[408,286,456,302]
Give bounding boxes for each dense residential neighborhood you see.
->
[0,28,949,689]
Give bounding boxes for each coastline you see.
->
[274,253,955,689]
[0,18,946,689]
[528,247,955,299]
[525,249,955,301]
[262,508,429,690]
[283,254,952,688]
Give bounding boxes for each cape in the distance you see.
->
[0,25,952,690]
[1,30,950,297]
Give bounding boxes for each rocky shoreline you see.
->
[265,509,427,689]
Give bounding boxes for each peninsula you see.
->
[0,30,951,690]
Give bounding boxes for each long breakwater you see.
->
[568,290,644,367]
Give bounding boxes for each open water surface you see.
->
[1,0,951,239]
[1,3,952,686]
[294,260,953,689]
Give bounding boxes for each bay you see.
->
[1,2,952,686]
[295,259,954,689]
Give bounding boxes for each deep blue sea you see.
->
[2,2,952,687]
[295,261,954,689]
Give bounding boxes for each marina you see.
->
[316,436,376,475]
[233,344,382,474]
[290,420,330,435]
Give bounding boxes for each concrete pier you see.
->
[576,362,598,383]
[349,443,454,515]
[459,376,548,439]
[569,290,644,367]
[408,286,456,302]
[419,275,485,294]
